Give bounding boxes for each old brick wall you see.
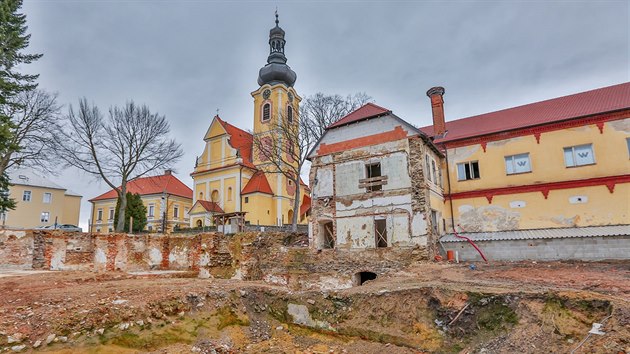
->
[0,229,34,269]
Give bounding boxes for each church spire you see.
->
[258,11,297,87]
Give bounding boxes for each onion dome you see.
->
[257,12,297,87]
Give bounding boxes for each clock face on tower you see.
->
[263,89,271,100]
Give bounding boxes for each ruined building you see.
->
[307,103,444,255]
[308,82,629,262]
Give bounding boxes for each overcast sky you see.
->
[19,0,629,229]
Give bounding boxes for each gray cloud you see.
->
[20,0,628,228]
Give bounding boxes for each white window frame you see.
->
[108,208,114,220]
[457,161,480,181]
[97,208,103,222]
[40,211,50,223]
[43,192,52,204]
[564,144,595,167]
[173,205,179,219]
[22,190,31,202]
[504,153,532,175]
[148,204,155,219]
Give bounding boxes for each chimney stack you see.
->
[426,86,446,136]
[164,169,172,176]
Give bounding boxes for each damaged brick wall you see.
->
[0,230,33,269]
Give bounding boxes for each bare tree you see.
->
[252,111,317,232]
[0,89,61,174]
[252,92,372,231]
[55,98,183,232]
[300,92,372,140]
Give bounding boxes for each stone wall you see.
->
[0,229,33,269]
[441,236,630,262]
[0,230,427,291]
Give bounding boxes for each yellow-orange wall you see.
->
[5,185,81,229]
[90,194,192,233]
[441,117,630,232]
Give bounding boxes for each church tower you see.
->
[251,12,303,225]
[252,12,301,163]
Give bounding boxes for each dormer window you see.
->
[262,103,271,122]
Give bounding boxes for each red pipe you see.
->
[454,224,488,263]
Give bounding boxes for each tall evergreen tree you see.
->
[114,193,147,233]
[0,0,42,211]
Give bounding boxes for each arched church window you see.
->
[227,187,232,201]
[211,190,219,202]
[287,105,293,123]
[262,103,271,122]
[199,192,203,200]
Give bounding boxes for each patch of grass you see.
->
[216,306,250,330]
[477,303,518,331]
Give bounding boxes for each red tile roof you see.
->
[215,116,256,168]
[421,82,630,143]
[299,194,311,217]
[89,173,193,202]
[327,103,391,129]
[241,171,273,195]
[195,200,224,213]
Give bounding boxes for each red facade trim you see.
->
[443,109,628,150]
[447,174,630,203]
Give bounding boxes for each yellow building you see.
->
[421,83,630,234]
[3,169,82,229]
[89,170,193,233]
[190,14,310,228]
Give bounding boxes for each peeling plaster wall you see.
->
[309,131,440,255]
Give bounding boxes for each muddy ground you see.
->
[0,261,628,353]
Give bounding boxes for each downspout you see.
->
[442,142,488,263]
[443,143,456,232]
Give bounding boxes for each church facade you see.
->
[190,15,310,228]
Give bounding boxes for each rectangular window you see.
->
[457,161,480,181]
[626,138,630,157]
[375,219,388,248]
[22,190,31,202]
[365,162,382,192]
[43,192,52,204]
[174,205,179,219]
[108,208,114,220]
[431,160,437,184]
[148,204,155,218]
[97,209,103,221]
[505,153,531,175]
[40,211,50,223]
[244,197,249,203]
[564,144,595,167]
[425,155,432,182]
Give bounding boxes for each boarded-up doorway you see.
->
[375,219,387,248]
[318,221,335,249]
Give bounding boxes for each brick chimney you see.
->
[164,169,172,176]
[426,86,446,136]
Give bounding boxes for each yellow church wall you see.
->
[242,193,275,225]
[446,119,630,194]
